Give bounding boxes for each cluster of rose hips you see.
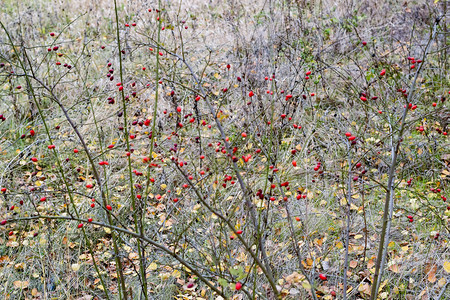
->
[397,88,408,98]
[430,187,447,202]
[352,162,366,181]
[314,161,322,172]
[404,103,417,110]
[406,178,412,186]
[359,92,378,102]
[345,132,357,145]
[407,56,422,70]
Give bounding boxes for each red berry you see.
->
[106,205,112,211]
[235,282,242,291]
[243,155,251,162]
[319,274,327,281]
[78,223,83,228]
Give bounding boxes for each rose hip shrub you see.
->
[0,0,448,299]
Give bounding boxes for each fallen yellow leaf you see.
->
[301,281,311,290]
[389,264,399,273]
[71,263,81,272]
[428,265,437,283]
[358,283,370,295]
[149,262,158,271]
[438,277,446,287]
[444,261,450,273]
[13,281,29,289]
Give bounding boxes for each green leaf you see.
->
[237,273,247,281]
[218,278,228,287]
[230,266,243,277]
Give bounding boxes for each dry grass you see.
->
[0,0,449,299]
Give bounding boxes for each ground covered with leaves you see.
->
[0,0,449,299]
